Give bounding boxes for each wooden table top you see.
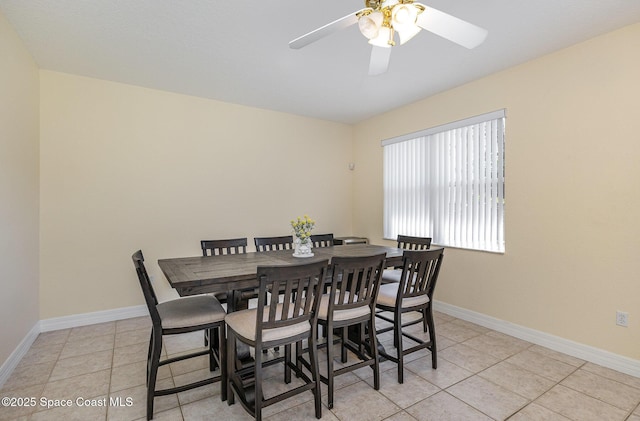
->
[158,244,406,296]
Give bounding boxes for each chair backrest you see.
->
[255,260,328,344]
[201,238,248,256]
[132,250,161,325]
[327,253,386,315]
[396,249,444,305]
[254,235,294,252]
[311,233,334,248]
[397,235,432,250]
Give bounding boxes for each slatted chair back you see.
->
[397,235,432,250]
[132,250,161,325]
[327,253,386,315]
[201,238,248,256]
[254,235,294,252]
[311,233,334,248]
[254,260,328,347]
[395,249,444,308]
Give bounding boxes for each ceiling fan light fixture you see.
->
[358,11,384,39]
[397,24,421,45]
[391,3,420,45]
[368,25,393,47]
[391,3,418,29]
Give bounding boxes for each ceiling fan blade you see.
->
[369,46,391,76]
[415,4,488,49]
[289,9,365,49]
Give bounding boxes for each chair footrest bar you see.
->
[158,349,210,367]
[263,382,316,407]
[333,359,374,377]
[401,331,431,345]
[155,375,220,396]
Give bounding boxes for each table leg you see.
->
[347,324,388,360]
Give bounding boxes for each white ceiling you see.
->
[2,0,640,124]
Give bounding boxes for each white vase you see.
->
[293,236,314,257]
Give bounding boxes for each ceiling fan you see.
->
[289,0,488,76]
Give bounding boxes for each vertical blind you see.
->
[382,110,505,253]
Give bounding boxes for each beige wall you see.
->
[0,12,40,364]
[39,71,353,318]
[5,13,638,366]
[353,23,640,359]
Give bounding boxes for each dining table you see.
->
[158,243,405,300]
[158,243,408,368]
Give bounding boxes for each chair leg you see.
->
[426,306,437,369]
[295,340,303,377]
[226,329,235,406]
[309,324,322,419]
[146,330,153,387]
[395,313,404,384]
[284,344,292,384]
[422,308,428,333]
[368,316,380,391]
[218,324,227,401]
[326,323,335,409]
[341,327,348,363]
[208,328,217,371]
[147,329,162,420]
[254,346,263,421]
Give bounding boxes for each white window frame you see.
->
[382,109,506,253]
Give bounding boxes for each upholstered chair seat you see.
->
[317,292,370,322]
[376,283,430,309]
[157,295,225,329]
[225,304,310,343]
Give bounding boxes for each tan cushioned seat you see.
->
[157,295,226,329]
[381,268,402,283]
[225,304,310,343]
[376,283,430,309]
[317,293,370,322]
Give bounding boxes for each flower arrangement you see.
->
[291,215,315,241]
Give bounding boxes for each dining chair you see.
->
[201,237,250,305]
[201,237,256,303]
[375,248,444,383]
[382,235,432,280]
[132,250,227,420]
[396,234,432,250]
[225,260,327,421]
[254,235,294,251]
[253,235,295,353]
[201,237,248,256]
[298,253,386,409]
[310,233,334,248]
[382,235,433,330]
[200,237,254,345]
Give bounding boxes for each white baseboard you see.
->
[1,305,148,388]
[0,322,40,388]
[3,302,638,389]
[433,300,640,378]
[39,305,148,332]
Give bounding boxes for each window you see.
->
[382,110,505,253]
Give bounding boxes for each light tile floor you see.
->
[1,312,639,421]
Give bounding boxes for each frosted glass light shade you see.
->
[392,4,418,29]
[368,26,392,47]
[358,11,383,39]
